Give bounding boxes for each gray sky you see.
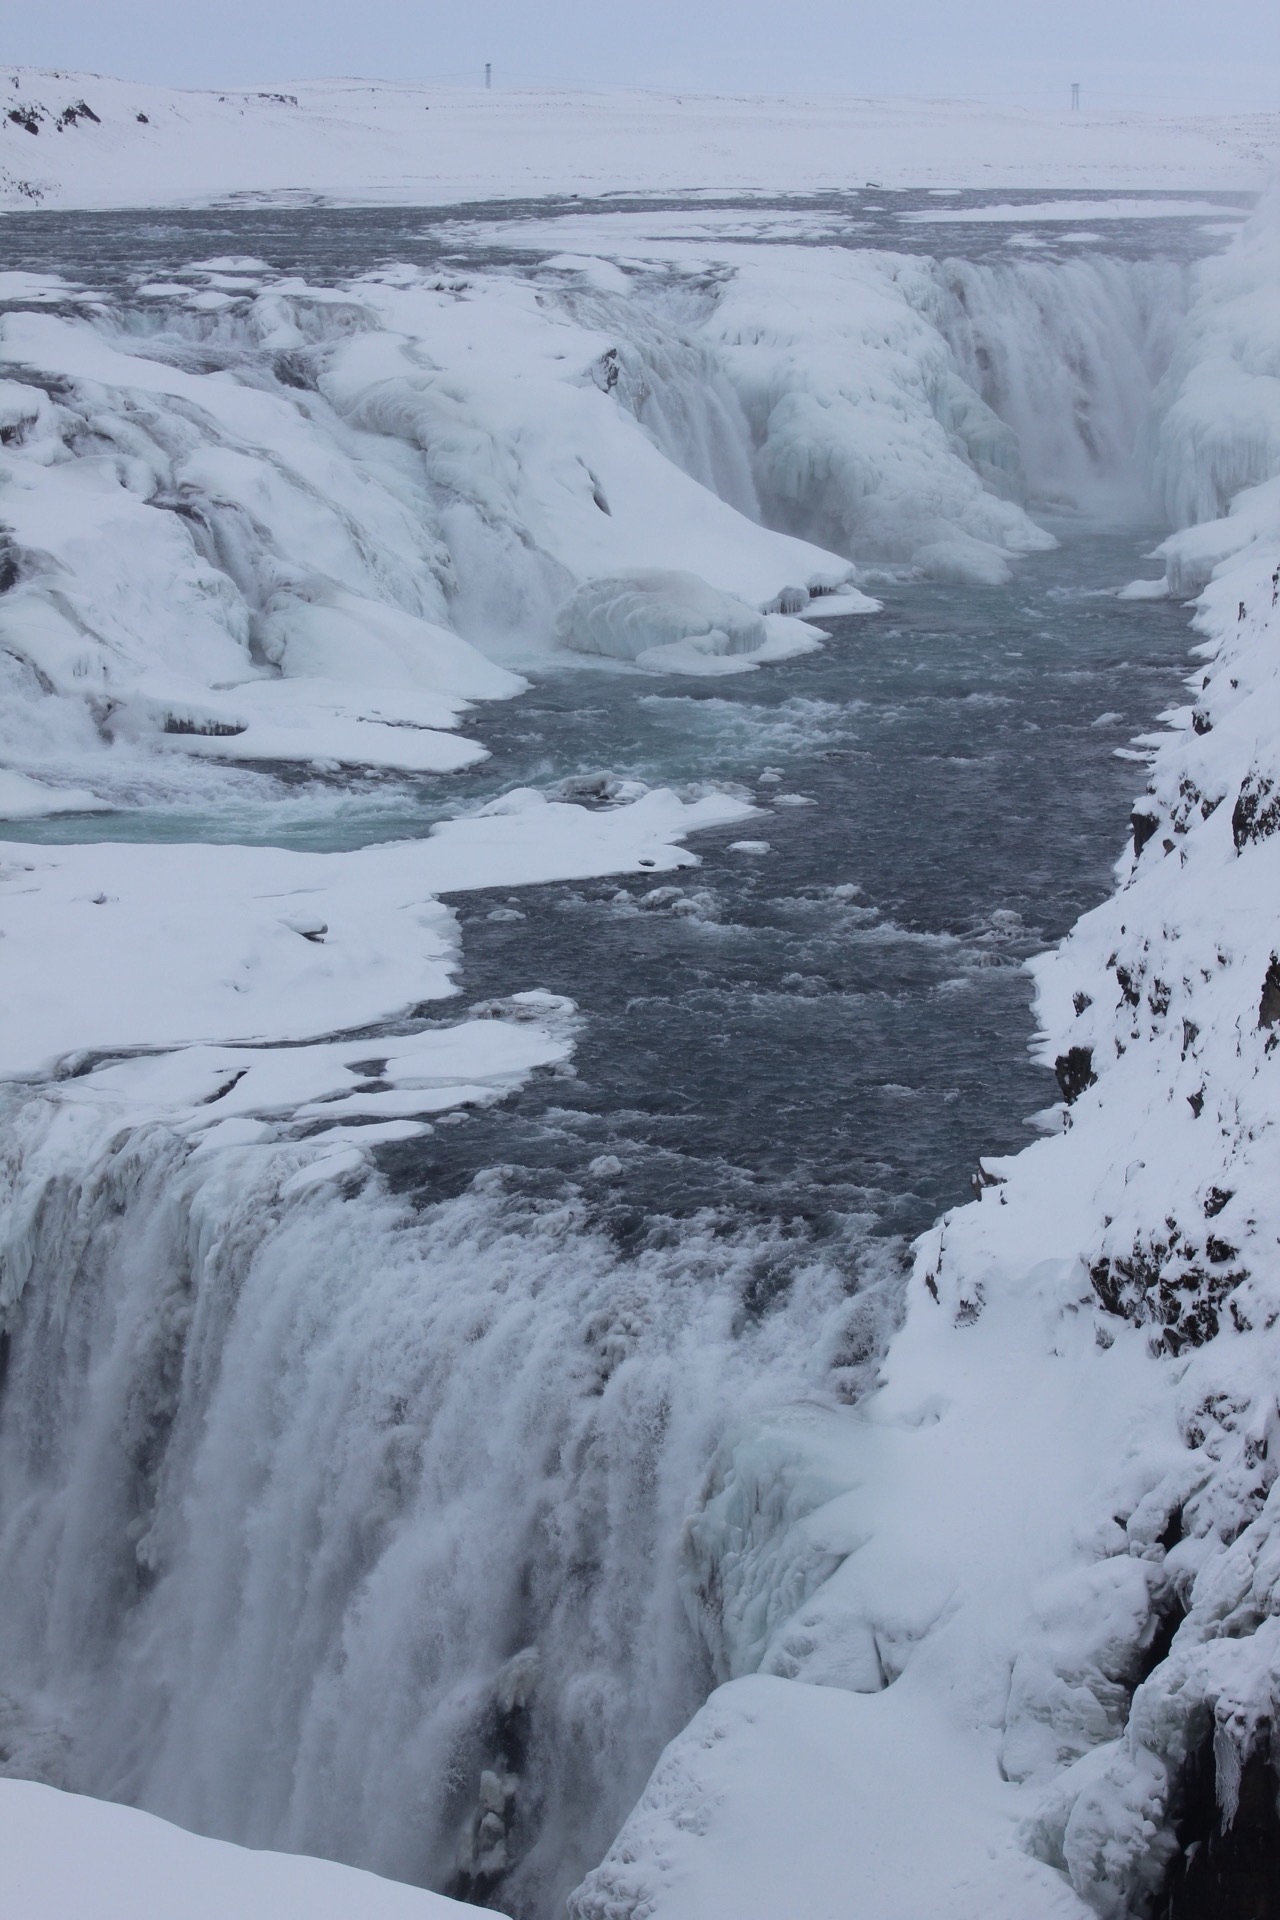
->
[9,0,1280,110]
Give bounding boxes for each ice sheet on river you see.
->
[0,784,750,1081]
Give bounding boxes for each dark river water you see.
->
[4,518,1192,1246]
[0,185,1249,286]
[379,528,1192,1242]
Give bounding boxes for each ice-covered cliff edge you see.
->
[572,206,1280,1920]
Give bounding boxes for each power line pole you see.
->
[1071,82,1080,111]
[485,63,492,89]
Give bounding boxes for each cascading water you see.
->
[932,254,1189,517]
[0,1097,892,1915]
[0,200,1230,1918]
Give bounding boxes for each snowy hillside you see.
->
[0,65,1276,209]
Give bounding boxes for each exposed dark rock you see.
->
[1204,1188,1235,1219]
[1260,957,1280,1030]
[1134,1588,1187,1685]
[55,100,100,130]
[1233,774,1280,852]
[7,107,40,134]
[1133,807,1161,857]
[1073,991,1093,1016]
[1090,1232,1248,1352]
[1055,1046,1096,1104]
[1156,1726,1280,1920]
[162,716,247,738]
[1116,964,1142,1009]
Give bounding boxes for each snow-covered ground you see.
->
[1,1776,476,1920]
[2,66,1280,1920]
[0,67,1276,210]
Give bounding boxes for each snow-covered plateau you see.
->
[2,73,1280,1920]
[0,67,1277,208]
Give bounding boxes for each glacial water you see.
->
[0,205,1215,1919]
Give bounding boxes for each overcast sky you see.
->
[10,0,1280,110]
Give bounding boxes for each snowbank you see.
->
[0,68,1275,211]
[0,1777,481,1920]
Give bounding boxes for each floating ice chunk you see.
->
[729,840,771,855]
[1117,576,1169,599]
[554,570,767,663]
[914,538,1013,586]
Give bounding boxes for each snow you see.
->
[899,198,1249,225]
[0,1777,478,1920]
[0,69,1275,210]
[552,569,822,670]
[0,785,750,1079]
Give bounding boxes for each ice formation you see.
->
[1,73,1279,1920]
[0,213,1206,820]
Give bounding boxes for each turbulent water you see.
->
[0,197,1232,1916]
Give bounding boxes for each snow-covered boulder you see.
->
[554,570,767,664]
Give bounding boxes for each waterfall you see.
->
[0,1095,894,1917]
[931,255,1189,519]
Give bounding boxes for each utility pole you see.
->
[485,63,492,89]
[1071,82,1080,111]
